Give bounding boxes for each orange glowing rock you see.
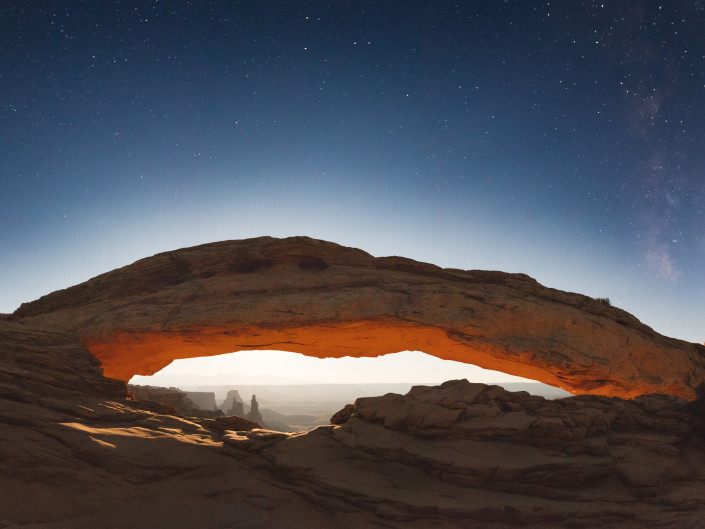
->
[13,236,705,399]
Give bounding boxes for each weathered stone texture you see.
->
[10,236,705,398]
[3,246,705,528]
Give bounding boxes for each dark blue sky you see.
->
[2,1,704,343]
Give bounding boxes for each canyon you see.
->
[2,236,705,528]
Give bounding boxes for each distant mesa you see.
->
[185,391,217,412]
[129,385,223,419]
[11,236,705,399]
[220,389,245,417]
[128,384,274,429]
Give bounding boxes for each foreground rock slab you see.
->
[11,236,705,398]
[2,318,705,528]
[228,379,705,528]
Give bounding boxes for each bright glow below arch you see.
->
[130,349,539,387]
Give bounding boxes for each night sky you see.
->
[2,1,705,346]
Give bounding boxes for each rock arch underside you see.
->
[6,236,705,528]
[13,236,705,399]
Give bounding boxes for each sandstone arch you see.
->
[12,236,705,399]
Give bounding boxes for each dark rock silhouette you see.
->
[247,394,263,425]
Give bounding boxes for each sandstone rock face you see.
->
[0,317,127,403]
[2,318,705,528]
[11,236,705,398]
[229,379,705,528]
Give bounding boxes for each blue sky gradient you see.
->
[2,2,704,358]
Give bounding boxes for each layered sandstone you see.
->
[225,379,705,528]
[0,317,127,404]
[11,236,705,398]
[2,315,705,528]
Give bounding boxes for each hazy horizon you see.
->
[128,379,573,418]
[130,349,556,389]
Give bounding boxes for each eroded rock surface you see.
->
[225,379,705,528]
[2,318,705,528]
[0,317,127,404]
[1,319,703,528]
[10,236,705,398]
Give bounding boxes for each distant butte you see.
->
[12,236,705,399]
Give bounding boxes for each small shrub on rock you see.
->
[594,297,611,306]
